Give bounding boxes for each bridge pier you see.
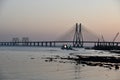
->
[53,42,56,47]
[36,42,39,46]
[29,42,32,46]
[33,42,35,46]
[45,42,48,46]
[49,42,52,47]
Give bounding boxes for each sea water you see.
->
[0,47,120,80]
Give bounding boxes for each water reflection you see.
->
[74,64,81,79]
[56,62,60,71]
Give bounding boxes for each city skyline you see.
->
[0,0,120,41]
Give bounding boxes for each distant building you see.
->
[12,37,19,42]
[22,37,29,42]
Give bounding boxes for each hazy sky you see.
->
[0,0,120,41]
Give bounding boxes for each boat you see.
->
[61,44,73,50]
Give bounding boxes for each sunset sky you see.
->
[0,0,120,41]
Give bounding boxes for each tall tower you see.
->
[73,23,83,47]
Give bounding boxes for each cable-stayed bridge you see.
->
[0,23,120,49]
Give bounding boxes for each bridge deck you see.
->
[0,41,120,47]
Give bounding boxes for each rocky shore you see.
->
[43,53,120,70]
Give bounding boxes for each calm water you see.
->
[0,47,120,80]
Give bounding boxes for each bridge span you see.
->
[0,41,120,48]
[0,23,120,50]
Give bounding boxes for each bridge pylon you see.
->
[73,23,83,47]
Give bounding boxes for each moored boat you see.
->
[61,44,73,50]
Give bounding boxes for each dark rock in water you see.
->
[98,63,103,67]
[109,67,112,70]
[49,58,53,62]
[30,57,35,59]
[45,60,48,62]
[117,55,120,56]
[82,64,85,67]
[110,50,120,54]
[115,64,119,70]
[69,53,74,55]
[75,55,120,63]
[54,55,60,59]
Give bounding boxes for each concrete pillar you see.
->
[45,42,48,47]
